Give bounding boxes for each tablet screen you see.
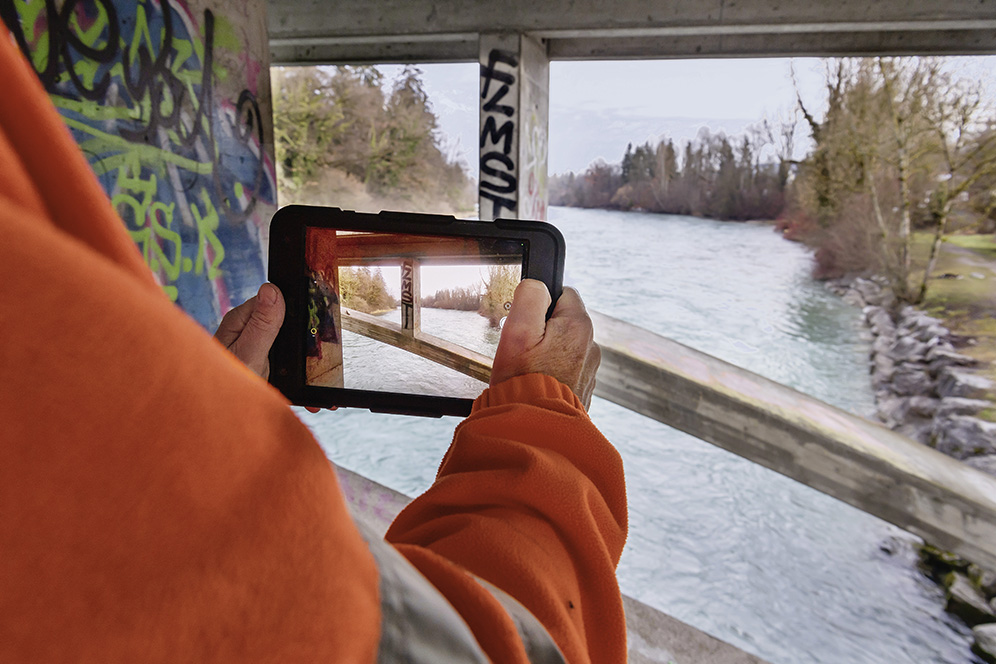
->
[304,227,524,399]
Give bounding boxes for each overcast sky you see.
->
[378,56,996,176]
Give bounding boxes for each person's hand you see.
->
[490,280,600,410]
[214,283,285,380]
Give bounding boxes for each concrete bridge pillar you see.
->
[478,34,550,221]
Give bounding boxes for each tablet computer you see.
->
[268,206,565,417]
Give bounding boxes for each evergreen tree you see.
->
[272,65,473,214]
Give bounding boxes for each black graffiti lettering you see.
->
[479,48,519,218]
[480,152,517,195]
[480,49,517,101]
[480,178,516,194]
[480,190,517,217]
[0,0,33,65]
[401,263,414,306]
[1,0,216,147]
[59,0,120,100]
[3,0,81,93]
[480,116,514,155]
[212,89,264,220]
[32,0,119,100]
[482,83,515,117]
[2,0,266,224]
[119,6,213,150]
[235,90,263,144]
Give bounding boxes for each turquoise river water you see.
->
[297,206,978,664]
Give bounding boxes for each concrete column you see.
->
[401,258,420,336]
[478,34,550,221]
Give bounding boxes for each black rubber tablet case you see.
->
[268,206,565,417]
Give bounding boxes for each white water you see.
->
[297,206,977,664]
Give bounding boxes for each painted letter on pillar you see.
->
[479,47,519,219]
[1,0,277,331]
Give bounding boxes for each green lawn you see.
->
[944,233,996,260]
[911,232,996,415]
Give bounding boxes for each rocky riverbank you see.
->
[827,275,996,662]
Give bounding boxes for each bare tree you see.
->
[794,57,996,303]
[875,58,940,302]
[915,71,996,301]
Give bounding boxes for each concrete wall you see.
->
[478,33,549,221]
[2,0,277,331]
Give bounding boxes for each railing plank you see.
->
[336,303,996,570]
[340,307,493,383]
[590,310,996,571]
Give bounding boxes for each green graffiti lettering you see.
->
[62,115,212,175]
[192,189,224,279]
[150,200,182,282]
[8,0,271,325]
[109,154,183,300]
[66,2,112,90]
[13,0,49,71]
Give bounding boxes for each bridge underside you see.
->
[264,2,996,661]
[262,0,996,576]
[268,0,996,64]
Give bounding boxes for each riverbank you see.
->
[825,237,996,662]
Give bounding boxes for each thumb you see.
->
[231,283,285,375]
[497,279,551,354]
[491,279,551,387]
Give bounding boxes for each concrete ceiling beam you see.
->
[268,0,996,63]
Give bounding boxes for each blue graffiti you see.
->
[2,0,276,330]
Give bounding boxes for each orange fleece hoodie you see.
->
[0,24,627,663]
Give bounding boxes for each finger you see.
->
[498,279,551,352]
[231,284,286,374]
[244,283,285,343]
[214,296,257,347]
[250,283,284,328]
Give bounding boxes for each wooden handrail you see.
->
[340,307,493,383]
[590,310,996,572]
[337,304,996,570]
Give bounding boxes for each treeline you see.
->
[550,125,792,221]
[339,267,397,315]
[423,287,480,310]
[784,58,996,303]
[272,66,475,214]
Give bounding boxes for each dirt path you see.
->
[929,242,996,383]
[941,243,996,279]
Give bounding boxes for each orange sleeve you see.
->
[0,32,380,662]
[387,373,629,663]
[0,21,156,285]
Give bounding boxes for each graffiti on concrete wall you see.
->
[478,38,549,222]
[520,109,548,221]
[1,0,276,330]
[479,47,519,220]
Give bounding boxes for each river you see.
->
[297,206,977,664]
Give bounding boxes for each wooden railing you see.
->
[589,311,996,572]
[340,306,493,383]
[345,303,996,571]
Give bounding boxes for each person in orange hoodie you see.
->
[0,18,627,663]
